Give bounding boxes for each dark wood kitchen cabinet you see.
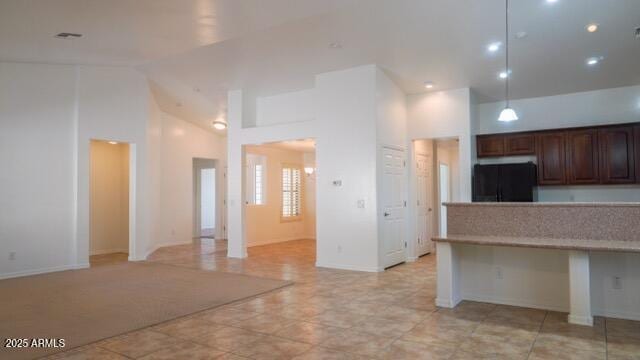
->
[536,132,567,185]
[477,135,505,157]
[635,125,640,184]
[599,126,636,184]
[477,132,535,157]
[566,129,600,184]
[504,133,536,155]
[476,121,640,187]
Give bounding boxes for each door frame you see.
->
[415,152,433,257]
[438,161,450,237]
[193,158,217,239]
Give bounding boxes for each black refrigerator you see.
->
[472,162,537,202]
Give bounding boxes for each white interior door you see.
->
[382,147,406,268]
[439,163,449,237]
[416,153,432,256]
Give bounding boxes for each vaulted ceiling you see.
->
[2,0,639,131]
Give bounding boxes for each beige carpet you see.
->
[0,262,292,360]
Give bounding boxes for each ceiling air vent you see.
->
[55,32,82,39]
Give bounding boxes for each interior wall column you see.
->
[568,250,593,326]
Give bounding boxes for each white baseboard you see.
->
[143,240,194,259]
[247,237,308,247]
[407,256,418,262]
[0,263,90,280]
[436,297,460,308]
[593,308,640,322]
[90,248,129,256]
[461,292,569,313]
[315,261,383,273]
[568,314,594,326]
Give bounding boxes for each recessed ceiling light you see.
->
[586,56,604,66]
[108,141,118,145]
[212,120,227,130]
[487,42,502,52]
[515,31,528,39]
[586,23,599,33]
[498,70,511,79]
[586,57,602,66]
[424,81,434,89]
[546,0,558,3]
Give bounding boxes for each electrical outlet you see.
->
[9,252,16,261]
[495,266,503,280]
[613,276,622,290]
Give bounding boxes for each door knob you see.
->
[384,212,390,217]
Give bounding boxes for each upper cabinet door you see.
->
[477,135,505,157]
[566,129,600,184]
[536,132,567,185]
[635,125,640,184]
[599,126,636,184]
[504,134,536,156]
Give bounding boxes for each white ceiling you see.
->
[2,0,639,130]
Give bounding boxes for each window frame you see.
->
[245,154,266,206]
[280,163,303,222]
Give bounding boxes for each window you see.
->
[246,154,266,205]
[281,166,301,219]
[254,164,263,205]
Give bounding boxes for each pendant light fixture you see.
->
[498,0,519,122]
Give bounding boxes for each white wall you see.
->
[303,152,317,239]
[157,112,226,249]
[314,65,380,271]
[90,141,129,255]
[0,62,78,278]
[476,85,640,135]
[0,63,152,277]
[256,89,315,127]
[244,146,310,246]
[407,88,473,201]
[0,61,227,279]
[406,88,473,262]
[76,66,152,263]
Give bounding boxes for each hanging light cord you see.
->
[505,0,510,108]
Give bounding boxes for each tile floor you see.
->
[54,239,639,359]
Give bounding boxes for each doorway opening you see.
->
[89,140,130,266]
[412,138,460,256]
[242,139,317,261]
[194,159,216,239]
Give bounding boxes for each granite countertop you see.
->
[443,202,640,208]
[433,234,640,253]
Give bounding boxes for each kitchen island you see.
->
[433,202,640,326]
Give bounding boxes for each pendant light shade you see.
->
[498,0,519,122]
[498,107,519,122]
